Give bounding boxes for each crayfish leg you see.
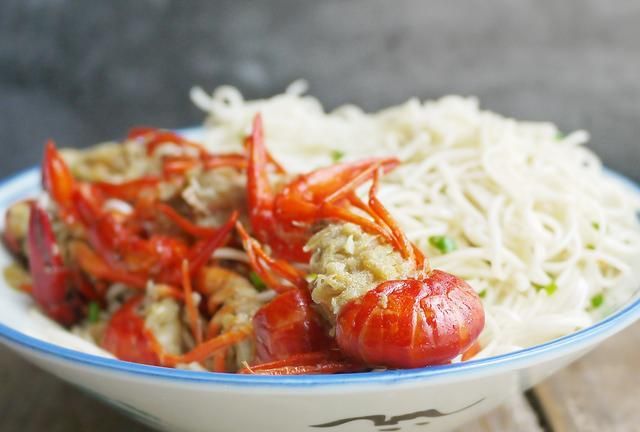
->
[146,325,252,367]
[236,222,306,292]
[239,351,366,375]
[246,114,276,234]
[42,140,76,214]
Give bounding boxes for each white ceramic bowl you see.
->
[1,166,639,432]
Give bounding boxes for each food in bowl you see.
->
[3,82,640,375]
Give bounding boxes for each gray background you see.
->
[1,0,639,180]
[0,1,639,430]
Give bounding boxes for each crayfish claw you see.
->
[27,203,83,325]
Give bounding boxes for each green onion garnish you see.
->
[592,222,600,230]
[429,235,458,254]
[590,293,604,309]
[331,150,345,162]
[478,289,487,298]
[533,280,557,296]
[249,271,266,291]
[305,273,318,283]
[88,302,100,323]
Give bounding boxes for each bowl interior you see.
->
[1,161,639,387]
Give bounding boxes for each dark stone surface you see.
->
[0,1,639,431]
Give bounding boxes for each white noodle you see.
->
[212,247,250,263]
[102,198,133,215]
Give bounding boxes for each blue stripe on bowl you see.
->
[1,142,639,388]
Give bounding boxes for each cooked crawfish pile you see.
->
[2,115,485,374]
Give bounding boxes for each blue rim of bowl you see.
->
[0,161,639,387]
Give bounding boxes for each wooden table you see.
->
[1,322,638,431]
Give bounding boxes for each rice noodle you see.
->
[191,82,640,358]
[212,247,250,263]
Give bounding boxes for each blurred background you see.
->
[1,0,639,181]
[1,1,639,431]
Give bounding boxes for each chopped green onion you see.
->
[429,235,457,254]
[249,271,266,291]
[586,243,596,250]
[590,293,604,309]
[305,273,318,283]
[592,221,600,230]
[478,289,487,298]
[88,302,100,323]
[533,280,557,296]
[331,150,345,162]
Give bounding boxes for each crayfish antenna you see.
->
[153,211,237,287]
[156,203,217,237]
[93,176,161,203]
[185,210,238,277]
[129,127,248,176]
[129,128,206,157]
[202,154,247,170]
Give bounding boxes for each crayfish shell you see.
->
[336,270,485,369]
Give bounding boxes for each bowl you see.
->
[1,164,639,432]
